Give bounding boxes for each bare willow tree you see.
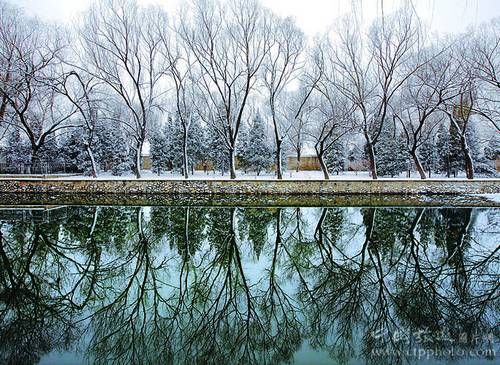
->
[76,0,169,178]
[435,38,479,180]
[331,10,421,179]
[471,19,500,132]
[284,80,320,173]
[442,85,477,179]
[57,71,101,177]
[262,16,304,179]
[179,0,270,179]
[0,0,22,127]
[472,18,500,91]
[283,47,324,173]
[160,23,196,179]
[0,11,76,165]
[309,39,355,179]
[393,45,461,179]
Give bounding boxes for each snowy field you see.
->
[2,169,497,180]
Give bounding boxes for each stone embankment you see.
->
[0,178,498,195]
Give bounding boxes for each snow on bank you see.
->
[4,170,497,181]
[476,194,500,204]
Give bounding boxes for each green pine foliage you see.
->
[324,138,346,174]
[467,122,497,176]
[95,120,131,175]
[448,120,465,174]
[418,137,438,175]
[436,123,451,175]
[59,131,89,174]
[3,128,29,167]
[375,122,408,177]
[150,129,170,173]
[241,113,273,175]
[206,125,229,174]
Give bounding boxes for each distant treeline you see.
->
[0,0,498,179]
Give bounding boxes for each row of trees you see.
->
[0,0,498,179]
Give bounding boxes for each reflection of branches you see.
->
[395,208,499,352]
[302,207,499,364]
[0,212,83,365]
[88,207,177,364]
[179,208,268,364]
[304,208,373,362]
[0,205,497,365]
[260,209,302,363]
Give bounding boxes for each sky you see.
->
[10,0,500,36]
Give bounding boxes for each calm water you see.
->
[0,204,498,364]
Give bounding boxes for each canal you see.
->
[0,197,498,364]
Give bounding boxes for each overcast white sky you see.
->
[10,0,500,36]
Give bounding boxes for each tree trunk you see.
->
[318,152,330,180]
[182,125,189,179]
[296,149,301,173]
[276,139,283,179]
[315,208,328,242]
[86,145,98,178]
[269,208,282,271]
[363,130,378,179]
[135,140,143,179]
[29,146,39,174]
[410,150,426,179]
[0,96,7,123]
[229,147,236,179]
[366,139,377,179]
[0,71,10,124]
[184,207,190,258]
[460,135,474,179]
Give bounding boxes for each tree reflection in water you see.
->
[0,205,497,364]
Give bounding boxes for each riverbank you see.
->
[0,192,499,207]
[0,177,498,196]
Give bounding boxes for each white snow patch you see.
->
[2,169,499,182]
[476,194,500,204]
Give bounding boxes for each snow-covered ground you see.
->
[53,169,500,180]
[57,170,372,180]
[477,194,500,204]
[0,170,498,180]
[1,169,498,180]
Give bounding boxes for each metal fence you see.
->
[0,162,81,175]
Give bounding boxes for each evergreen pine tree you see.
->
[38,137,64,172]
[244,113,273,175]
[236,121,250,173]
[484,137,499,176]
[59,130,89,174]
[466,122,481,163]
[418,136,438,176]
[4,128,29,172]
[150,129,169,174]
[96,120,130,175]
[484,137,499,162]
[206,126,229,174]
[113,129,131,175]
[436,123,451,176]
[166,115,184,171]
[347,145,365,171]
[448,119,464,176]
[376,121,407,177]
[324,138,346,175]
[187,115,206,174]
[467,121,496,176]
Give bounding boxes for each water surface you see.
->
[0,203,498,364]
